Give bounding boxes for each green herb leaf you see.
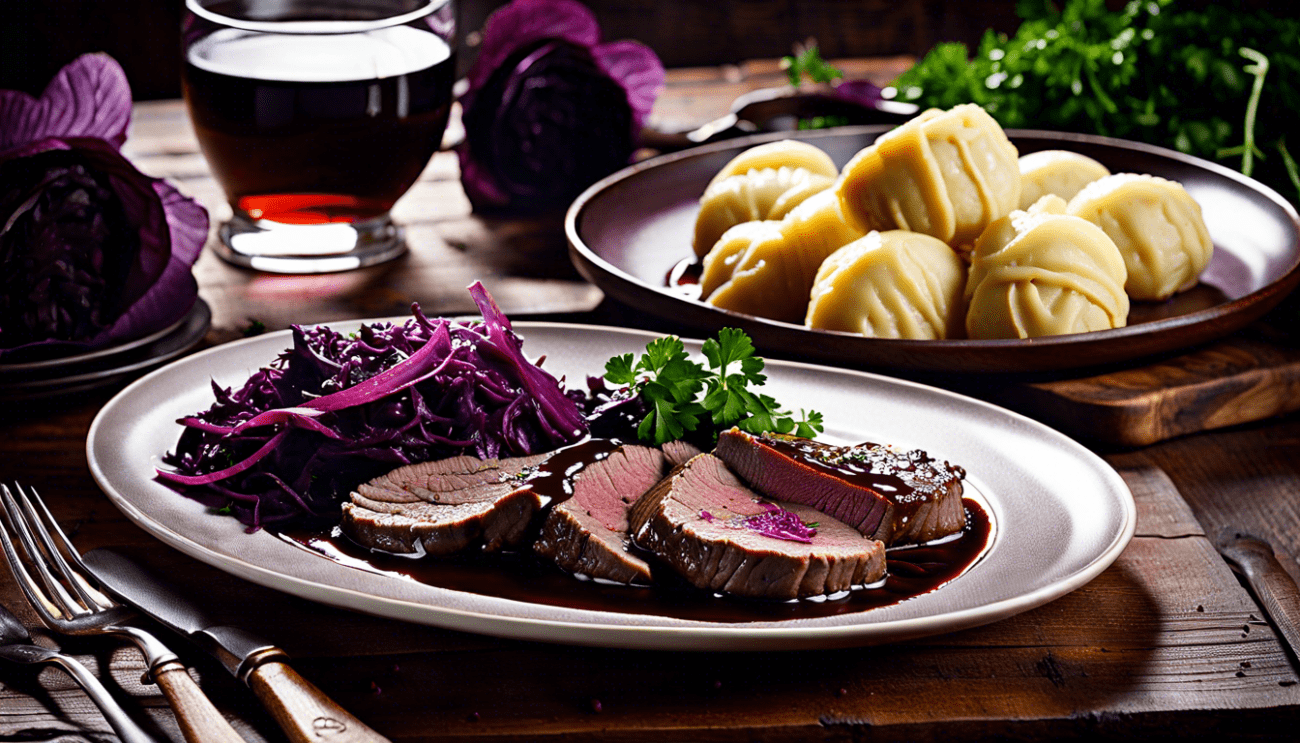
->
[605,329,824,445]
[1229,47,1269,177]
[702,378,748,427]
[781,43,843,87]
[795,410,825,440]
[604,353,636,385]
[735,390,786,436]
[1278,138,1300,202]
[639,336,690,375]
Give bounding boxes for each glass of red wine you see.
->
[182,0,455,273]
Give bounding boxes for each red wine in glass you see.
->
[182,0,455,272]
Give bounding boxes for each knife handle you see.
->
[248,659,392,743]
[1217,534,1300,659]
[153,660,248,743]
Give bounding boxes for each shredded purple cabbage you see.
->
[159,283,587,531]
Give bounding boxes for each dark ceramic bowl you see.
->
[567,127,1300,374]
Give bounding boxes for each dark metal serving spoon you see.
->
[0,601,159,743]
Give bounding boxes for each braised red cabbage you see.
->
[159,283,587,530]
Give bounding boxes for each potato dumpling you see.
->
[805,230,967,340]
[1066,173,1213,301]
[693,166,834,257]
[700,190,864,323]
[965,196,1128,339]
[835,104,1020,249]
[1018,150,1110,209]
[706,139,838,189]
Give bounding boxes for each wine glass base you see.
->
[214,212,407,273]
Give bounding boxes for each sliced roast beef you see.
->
[631,453,885,600]
[342,441,669,583]
[661,439,703,467]
[532,444,667,585]
[341,453,550,555]
[714,429,966,546]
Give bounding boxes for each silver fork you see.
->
[0,599,159,743]
[0,483,246,743]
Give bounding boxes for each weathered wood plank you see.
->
[1139,417,1300,590]
[1004,334,1300,447]
[1112,457,1206,538]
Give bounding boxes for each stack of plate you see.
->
[0,299,211,402]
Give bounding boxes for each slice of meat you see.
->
[533,444,667,585]
[661,439,703,467]
[341,453,549,555]
[714,429,965,545]
[631,453,885,600]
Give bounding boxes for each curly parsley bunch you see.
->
[604,328,824,446]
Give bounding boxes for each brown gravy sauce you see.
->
[520,438,622,506]
[275,498,991,624]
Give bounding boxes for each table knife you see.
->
[1216,532,1300,661]
[81,548,391,743]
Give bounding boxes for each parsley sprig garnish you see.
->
[781,42,849,130]
[605,329,825,445]
[782,42,843,87]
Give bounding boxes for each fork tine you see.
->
[15,484,112,611]
[0,485,66,623]
[0,484,87,621]
[2,484,248,743]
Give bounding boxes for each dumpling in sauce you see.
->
[965,196,1128,339]
[1018,150,1110,209]
[805,230,966,340]
[693,166,834,257]
[835,104,1020,249]
[1066,173,1213,301]
[700,190,864,323]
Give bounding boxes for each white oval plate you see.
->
[87,320,1134,650]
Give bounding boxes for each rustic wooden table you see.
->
[3,59,1300,741]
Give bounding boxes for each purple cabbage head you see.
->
[0,54,207,360]
[458,0,664,213]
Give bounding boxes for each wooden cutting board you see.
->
[1020,339,1300,446]
[971,330,1300,447]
